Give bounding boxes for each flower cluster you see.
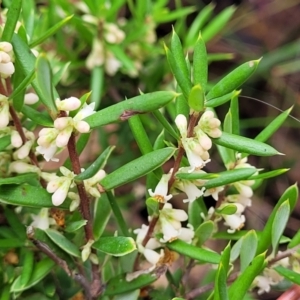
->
[175,111,221,171]
[36,98,95,162]
[0,42,15,78]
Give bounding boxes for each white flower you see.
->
[9,161,40,174]
[86,39,105,70]
[159,203,188,243]
[0,95,10,129]
[253,275,272,295]
[204,186,224,201]
[104,23,125,44]
[148,173,172,203]
[36,128,59,162]
[143,248,164,266]
[68,192,80,211]
[226,194,252,207]
[174,179,204,203]
[46,166,75,206]
[105,51,122,76]
[84,169,106,198]
[134,224,161,253]
[221,203,246,233]
[178,224,195,244]
[81,240,94,262]
[196,110,222,138]
[24,93,39,105]
[56,97,81,111]
[11,130,22,148]
[13,131,35,160]
[0,42,14,78]
[30,208,51,230]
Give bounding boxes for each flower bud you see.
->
[24,93,39,105]
[9,161,40,174]
[11,130,22,148]
[56,97,81,111]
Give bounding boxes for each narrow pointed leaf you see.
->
[93,236,136,256]
[230,92,240,135]
[75,145,115,180]
[216,204,237,215]
[228,253,266,300]
[240,230,258,272]
[274,266,300,285]
[93,193,111,240]
[204,168,256,189]
[2,0,22,42]
[288,230,300,249]
[65,220,87,233]
[21,105,53,126]
[19,250,34,288]
[214,263,228,300]
[0,184,70,209]
[167,239,220,264]
[45,229,80,257]
[205,90,240,108]
[85,91,177,128]
[165,45,192,99]
[206,60,260,100]
[202,6,236,43]
[255,106,293,142]
[193,34,207,90]
[4,207,26,240]
[272,201,290,253]
[212,132,280,156]
[256,184,298,254]
[171,29,189,80]
[30,15,73,48]
[10,258,55,292]
[249,169,289,180]
[35,55,57,112]
[100,148,176,190]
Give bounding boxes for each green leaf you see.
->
[0,173,39,185]
[188,197,205,229]
[167,239,220,264]
[4,207,26,240]
[104,272,158,296]
[19,250,34,288]
[212,132,280,156]
[21,105,53,126]
[93,237,136,256]
[165,44,192,99]
[230,92,240,135]
[217,204,237,215]
[188,84,205,112]
[90,66,104,108]
[75,145,115,181]
[256,184,298,255]
[0,135,11,151]
[228,253,266,300]
[288,229,300,249]
[214,263,228,300]
[272,200,290,253]
[85,91,177,128]
[255,106,293,143]
[30,15,73,48]
[194,220,215,246]
[128,115,153,155]
[202,6,236,43]
[114,290,140,300]
[65,220,87,233]
[205,90,240,108]
[152,110,179,140]
[35,55,57,112]
[206,59,260,100]
[0,238,24,248]
[45,229,80,257]
[0,184,70,209]
[10,258,55,292]
[240,230,258,272]
[100,148,176,190]
[93,193,111,240]
[220,242,231,275]
[153,6,196,23]
[1,0,22,42]
[249,169,289,180]
[193,34,207,91]
[171,28,189,81]
[53,61,71,86]
[204,168,257,189]
[274,266,300,285]
[10,70,35,103]
[185,3,215,47]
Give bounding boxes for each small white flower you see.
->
[30,208,51,230]
[68,192,80,211]
[81,240,94,262]
[175,179,204,203]
[11,130,22,148]
[204,186,224,201]
[143,248,164,266]
[196,110,222,138]
[9,161,40,174]
[84,169,106,198]
[36,128,59,162]
[178,225,195,244]
[221,203,246,233]
[56,97,81,111]
[46,166,75,206]
[24,93,39,105]
[0,95,10,129]
[86,39,105,70]
[253,275,272,295]
[0,61,14,78]
[148,173,172,203]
